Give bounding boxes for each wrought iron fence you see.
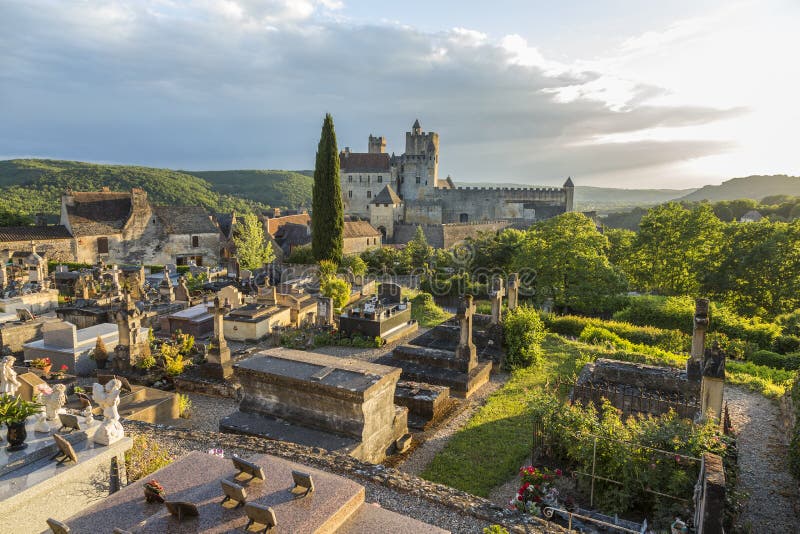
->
[571,382,699,420]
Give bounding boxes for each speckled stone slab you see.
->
[338,503,450,534]
[66,451,365,534]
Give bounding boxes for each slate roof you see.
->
[264,213,311,236]
[340,152,391,173]
[0,225,73,242]
[274,222,311,254]
[152,206,219,234]
[65,191,132,236]
[343,220,381,238]
[214,213,235,238]
[564,176,574,187]
[372,185,402,205]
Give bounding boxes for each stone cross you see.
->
[691,298,710,362]
[455,294,477,364]
[113,290,142,370]
[204,296,233,379]
[74,275,90,300]
[110,264,121,293]
[507,273,519,310]
[174,275,190,302]
[490,277,505,325]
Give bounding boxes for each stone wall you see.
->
[0,317,61,354]
[694,452,726,534]
[393,221,512,248]
[433,186,567,223]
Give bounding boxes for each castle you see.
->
[340,120,574,247]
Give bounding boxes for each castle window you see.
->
[377,176,383,183]
[348,190,353,198]
[460,213,469,223]
[367,191,372,198]
[348,175,353,182]
[416,176,421,184]
[97,237,109,254]
[191,235,199,248]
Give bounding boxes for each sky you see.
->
[1,0,798,189]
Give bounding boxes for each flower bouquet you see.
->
[510,466,562,517]
[143,480,166,503]
[30,357,52,375]
[51,364,69,379]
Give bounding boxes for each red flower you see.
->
[60,364,68,371]
[555,469,562,476]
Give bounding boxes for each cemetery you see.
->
[0,213,798,533]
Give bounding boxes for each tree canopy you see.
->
[311,114,344,264]
[233,212,275,270]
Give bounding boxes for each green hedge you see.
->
[613,295,781,350]
[749,350,800,371]
[542,313,690,353]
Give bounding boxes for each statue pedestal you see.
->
[202,344,233,380]
[93,420,125,446]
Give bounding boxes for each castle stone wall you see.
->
[433,186,567,223]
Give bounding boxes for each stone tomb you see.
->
[220,347,408,463]
[64,451,447,533]
[339,283,418,343]
[162,301,214,338]
[385,295,492,398]
[223,302,292,342]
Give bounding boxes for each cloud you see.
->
[0,0,741,187]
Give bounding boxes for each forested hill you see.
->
[0,159,312,224]
[678,175,800,202]
[184,170,313,210]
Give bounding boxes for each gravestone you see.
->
[507,273,519,310]
[489,277,505,325]
[203,296,233,380]
[377,282,402,303]
[174,276,190,302]
[217,285,242,309]
[112,291,142,372]
[689,298,710,382]
[700,341,726,422]
[316,297,334,327]
[456,295,477,362]
[158,271,174,303]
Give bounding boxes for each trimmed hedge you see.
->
[542,313,690,353]
[749,350,800,371]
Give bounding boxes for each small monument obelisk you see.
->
[204,296,233,379]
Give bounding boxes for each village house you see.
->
[61,188,220,266]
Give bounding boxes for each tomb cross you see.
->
[507,273,519,310]
[456,294,476,362]
[210,296,231,348]
[490,277,505,325]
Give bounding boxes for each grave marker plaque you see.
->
[58,413,81,433]
[220,479,247,508]
[46,518,71,533]
[165,501,199,522]
[289,470,314,498]
[243,502,277,533]
[232,456,265,482]
[52,433,78,464]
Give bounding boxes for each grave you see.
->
[0,416,132,531]
[202,296,233,380]
[22,321,146,376]
[220,347,409,463]
[393,380,452,429]
[384,295,492,398]
[162,301,214,338]
[339,283,418,343]
[62,451,447,533]
[223,303,292,342]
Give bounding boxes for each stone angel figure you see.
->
[92,379,125,445]
[42,383,67,420]
[1,354,21,396]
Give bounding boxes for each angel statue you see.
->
[92,379,125,445]
[33,383,54,433]
[42,383,67,421]
[1,355,20,396]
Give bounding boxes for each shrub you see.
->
[174,332,195,356]
[92,336,108,361]
[726,360,796,398]
[286,244,315,264]
[177,394,192,418]
[777,310,800,337]
[410,292,450,327]
[318,259,338,282]
[483,526,509,534]
[161,343,189,376]
[706,332,757,360]
[125,435,173,482]
[136,350,156,370]
[748,350,800,371]
[503,306,546,369]
[773,335,800,354]
[579,325,629,348]
[321,277,351,310]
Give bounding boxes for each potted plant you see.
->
[0,394,43,451]
[92,336,109,370]
[143,479,166,503]
[30,357,52,376]
[51,364,69,380]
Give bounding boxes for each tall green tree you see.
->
[233,212,275,270]
[511,212,627,314]
[312,114,344,264]
[405,225,433,269]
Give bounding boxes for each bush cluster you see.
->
[409,292,450,327]
[748,349,800,371]
[502,306,546,369]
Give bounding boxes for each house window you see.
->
[191,235,199,248]
[367,191,372,198]
[97,237,109,254]
[415,176,421,184]
[377,175,383,183]
[348,190,353,198]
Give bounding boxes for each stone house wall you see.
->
[0,238,74,262]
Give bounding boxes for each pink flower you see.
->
[555,469,562,476]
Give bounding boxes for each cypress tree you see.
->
[312,113,344,263]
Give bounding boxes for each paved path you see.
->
[727,385,800,532]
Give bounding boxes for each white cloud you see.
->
[0,0,766,188]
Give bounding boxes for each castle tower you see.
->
[563,177,574,212]
[368,134,386,154]
[399,119,439,202]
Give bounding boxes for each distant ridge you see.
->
[677,175,800,202]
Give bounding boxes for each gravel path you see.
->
[182,392,238,431]
[726,385,800,532]
[399,372,507,476]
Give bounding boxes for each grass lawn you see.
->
[420,334,584,496]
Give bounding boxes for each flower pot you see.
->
[96,359,108,370]
[6,421,28,451]
[41,364,52,375]
[144,486,165,503]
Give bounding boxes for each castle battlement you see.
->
[452,186,563,193]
